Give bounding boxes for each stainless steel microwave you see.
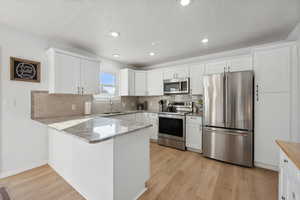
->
[163,78,190,95]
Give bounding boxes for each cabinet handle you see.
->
[284,159,288,163]
[256,84,259,102]
[81,87,84,95]
[281,196,286,200]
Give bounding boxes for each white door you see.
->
[254,47,290,93]
[255,93,290,167]
[227,56,253,72]
[147,69,163,96]
[205,60,227,75]
[186,116,202,152]
[81,59,100,95]
[190,63,205,95]
[163,65,189,79]
[120,69,135,96]
[174,65,189,78]
[135,71,147,96]
[54,53,81,94]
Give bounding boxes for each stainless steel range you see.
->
[158,102,193,150]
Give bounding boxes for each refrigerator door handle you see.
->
[223,73,227,124]
[204,127,249,136]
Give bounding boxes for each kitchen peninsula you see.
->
[36,115,152,200]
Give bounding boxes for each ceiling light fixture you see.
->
[179,0,191,7]
[110,31,120,38]
[149,52,155,56]
[202,38,208,44]
[113,54,120,58]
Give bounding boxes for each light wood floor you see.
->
[0,143,278,200]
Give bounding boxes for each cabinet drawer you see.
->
[186,116,202,124]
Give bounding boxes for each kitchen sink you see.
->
[102,112,123,114]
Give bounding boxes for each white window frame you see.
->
[94,72,120,101]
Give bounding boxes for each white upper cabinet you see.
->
[163,65,189,79]
[189,63,205,95]
[119,68,135,96]
[47,48,100,94]
[254,46,290,93]
[80,59,100,95]
[205,60,227,74]
[205,55,252,74]
[227,55,253,72]
[147,69,163,96]
[135,71,147,96]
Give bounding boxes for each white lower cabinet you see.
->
[186,116,202,152]
[279,149,300,200]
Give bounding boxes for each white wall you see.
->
[0,24,124,178]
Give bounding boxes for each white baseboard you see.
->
[254,161,278,171]
[0,160,48,179]
[134,187,148,200]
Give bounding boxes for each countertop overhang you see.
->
[35,111,153,143]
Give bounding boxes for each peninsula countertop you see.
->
[276,140,300,170]
[35,113,153,143]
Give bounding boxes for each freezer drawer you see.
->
[203,127,253,167]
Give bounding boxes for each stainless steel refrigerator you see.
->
[203,71,254,167]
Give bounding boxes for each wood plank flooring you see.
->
[0,143,278,200]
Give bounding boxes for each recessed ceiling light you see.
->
[179,0,191,7]
[149,52,155,56]
[113,54,120,58]
[110,31,120,38]
[202,38,208,44]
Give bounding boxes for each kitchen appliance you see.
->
[84,101,92,115]
[203,71,254,167]
[163,78,190,95]
[137,101,148,110]
[158,101,193,150]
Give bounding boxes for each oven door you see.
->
[158,114,186,141]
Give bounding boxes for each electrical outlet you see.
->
[71,104,77,111]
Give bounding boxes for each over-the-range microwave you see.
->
[163,78,190,95]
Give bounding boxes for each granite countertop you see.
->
[186,112,203,117]
[276,140,300,170]
[35,111,153,143]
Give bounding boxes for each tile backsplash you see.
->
[31,91,138,119]
[31,91,202,119]
[138,95,203,112]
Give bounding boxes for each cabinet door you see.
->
[254,46,290,93]
[174,65,189,78]
[163,66,189,79]
[205,60,227,75]
[227,56,253,72]
[190,63,205,95]
[279,150,288,200]
[186,123,202,151]
[147,70,163,96]
[54,53,81,94]
[135,71,147,96]
[120,69,135,96]
[81,59,100,95]
[255,93,290,167]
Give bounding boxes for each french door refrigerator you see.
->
[203,71,254,167]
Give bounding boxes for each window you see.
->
[99,72,117,96]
